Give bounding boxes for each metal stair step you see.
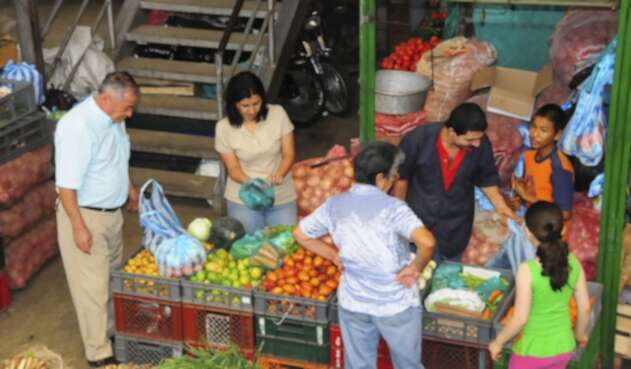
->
[126,25,266,51]
[118,57,226,84]
[136,94,218,120]
[140,0,268,18]
[131,167,217,199]
[128,128,217,159]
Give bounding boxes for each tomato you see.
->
[272,287,283,294]
[284,257,295,267]
[267,272,278,282]
[304,256,313,265]
[301,290,312,299]
[319,285,333,297]
[286,277,298,285]
[325,265,337,276]
[313,256,324,267]
[309,277,320,287]
[297,271,310,282]
[325,279,338,289]
[283,284,296,294]
[292,250,305,261]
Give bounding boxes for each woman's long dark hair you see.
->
[525,201,569,291]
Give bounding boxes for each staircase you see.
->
[113,0,307,213]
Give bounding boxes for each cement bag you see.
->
[43,26,115,96]
[417,37,496,122]
[550,9,618,86]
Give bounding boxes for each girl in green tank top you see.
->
[488,202,591,369]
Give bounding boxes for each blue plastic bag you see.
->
[239,178,275,211]
[559,38,616,166]
[486,219,535,273]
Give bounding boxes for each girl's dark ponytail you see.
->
[535,224,569,291]
[526,202,570,291]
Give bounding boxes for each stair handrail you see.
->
[215,0,246,120]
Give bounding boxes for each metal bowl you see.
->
[375,70,432,115]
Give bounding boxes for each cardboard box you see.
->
[0,39,17,68]
[470,64,553,121]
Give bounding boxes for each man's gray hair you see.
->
[97,71,139,98]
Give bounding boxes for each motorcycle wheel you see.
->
[320,62,350,116]
[278,68,325,128]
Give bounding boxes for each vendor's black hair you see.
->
[533,104,568,133]
[444,103,487,135]
[525,201,570,291]
[224,71,269,127]
[353,141,404,185]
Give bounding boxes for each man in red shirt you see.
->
[393,103,516,261]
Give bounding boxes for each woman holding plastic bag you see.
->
[215,71,297,234]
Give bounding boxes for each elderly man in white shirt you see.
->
[294,141,436,369]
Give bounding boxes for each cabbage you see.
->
[188,217,212,242]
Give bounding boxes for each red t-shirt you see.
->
[435,134,469,191]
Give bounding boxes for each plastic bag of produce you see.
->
[430,263,465,292]
[139,179,187,254]
[0,144,53,207]
[262,225,298,256]
[210,216,246,250]
[154,234,206,278]
[468,93,523,186]
[473,276,510,302]
[567,193,600,280]
[549,9,618,86]
[462,210,509,265]
[0,180,56,241]
[559,38,616,167]
[292,152,354,216]
[239,178,275,211]
[417,37,496,122]
[486,219,535,273]
[230,233,263,260]
[5,215,58,289]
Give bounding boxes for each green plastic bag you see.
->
[230,233,262,260]
[262,225,298,256]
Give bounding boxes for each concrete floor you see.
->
[0,0,359,365]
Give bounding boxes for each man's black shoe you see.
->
[87,356,119,367]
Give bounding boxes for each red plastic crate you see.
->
[182,303,255,352]
[329,324,392,369]
[113,293,183,342]
[0,270,9,312]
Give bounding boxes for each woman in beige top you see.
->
[215,71,297,234]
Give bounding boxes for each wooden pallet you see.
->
[616,304,631,358]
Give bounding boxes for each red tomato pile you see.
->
[381,36,441,72]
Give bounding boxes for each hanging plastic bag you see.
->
[155,234,206,278]
[559,38,616,167]
[486,219,535,273]
[239,178,275,211]
[139,179,185,253]
[2,61,45,104]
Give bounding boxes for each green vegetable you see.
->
[461,273,488,289]
[156,345,260,369]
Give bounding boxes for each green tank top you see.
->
[512,254,580,357]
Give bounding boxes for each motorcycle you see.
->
[278,6,351,127]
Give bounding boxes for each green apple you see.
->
[222,280,232,287]
[228,261,237,269]
[232,296,242,306]
[216,249,229,259]
[205,262,221,273]
[239,275,251,285]
[195,290,204,300]
[232,280,243,288]
[249,267,263,280]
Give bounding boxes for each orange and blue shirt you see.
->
[522,148,574,212]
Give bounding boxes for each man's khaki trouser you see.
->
[56,205,123,361]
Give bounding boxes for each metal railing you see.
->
[214,0,278,119]
[45,0,116,86]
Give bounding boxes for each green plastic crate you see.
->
[255,316,330,363]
